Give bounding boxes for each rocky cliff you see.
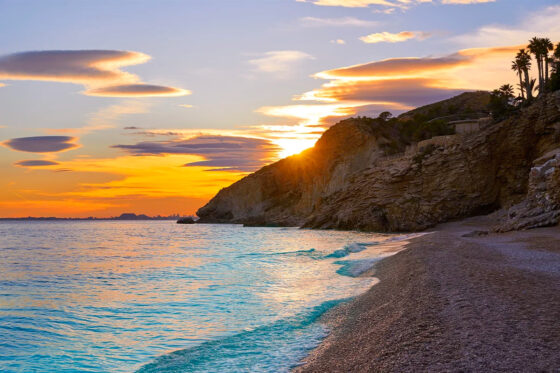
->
[493,148,560,232]
[197,92,560,232]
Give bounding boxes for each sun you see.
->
[276,138,317,158]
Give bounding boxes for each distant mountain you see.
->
[0,213,189,221]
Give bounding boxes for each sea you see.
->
[0,221,408,372]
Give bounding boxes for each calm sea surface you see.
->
[0,221,404,372]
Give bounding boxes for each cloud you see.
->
[314,54,469,79]
[3,136,79,153]
[45,101,151,135]
[112,135,280,172]
[249,50,314,76]
[373,7,397,14]
[299,16,378,27]
[179,104,194,108]
[360,31,431,43]
[0,50,145,82]
[0,50,189,97]
[86,83,189,97]
[307,45,517,89]
[257,103,363,126]
[296,0,493,9]
[442,0,494,3]
[330,39,347,45]
[14,160,60,167]
[302,78,464,107]
[453,5,560,47]
[258,45,521,130]
[296,0,412,7]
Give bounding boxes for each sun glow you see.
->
[275,138,317,158]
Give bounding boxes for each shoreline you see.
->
[294,216,560,372]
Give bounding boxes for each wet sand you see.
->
[294,217,560,372]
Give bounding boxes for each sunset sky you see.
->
[1,0,559,217]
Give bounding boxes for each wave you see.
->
[237,240,385,261]
[136,299,347,373]
[324,242,378,259]
[236,248,318,259]
[334,258,384,277]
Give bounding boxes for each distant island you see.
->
[0,213,195,221]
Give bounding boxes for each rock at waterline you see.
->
[177,217,196,224]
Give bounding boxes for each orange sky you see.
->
[1,1,559,217]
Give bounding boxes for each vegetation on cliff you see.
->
[491,37,560,119]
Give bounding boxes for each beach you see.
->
[295,216,560,372]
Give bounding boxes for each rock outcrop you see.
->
[493,149,560,231]
[197,92,560,232]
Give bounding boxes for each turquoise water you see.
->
[0,221,400,372]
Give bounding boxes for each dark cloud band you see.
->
[86,84,188,97]
[14,160,60,167]
[112,135,280,172]
[4,136,78,153]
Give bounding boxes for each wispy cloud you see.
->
[3,136,79,153]
[45,101,150,135]
[296,0,494,10]
[112,135,280,172]
[258,45,519,130]
[360,31,431,43]
[302,46,518,103]
[14,160,60,167]
[249,50,314,77]
[442,0,494,4]
[85,101,150,133]
[296,0,411,8]
[330,39,347,45]
[453,5,560,47]
[257,103,362,126]
[313,54,467,79]
[299,16,378,27]
[372,7,396,14]
[86,84,187,97]
[0,50,189,97]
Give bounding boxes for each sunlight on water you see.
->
[0,221,405,372]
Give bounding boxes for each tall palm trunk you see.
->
[537,57,543,95]
[544,56,549,90]
[518,70,525,99]
[524,68,533,100]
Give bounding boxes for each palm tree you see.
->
[542,38,554,85]
[552,42,560,74]
[511,60,525,99]
[529,37,555,94]
[526,78,537,98]
[515,49,532,100]
[528,37,544,95]
[499,84,514,98]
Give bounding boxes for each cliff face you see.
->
[493,148,560,232]
[197,92,560,232]
[197,118,402,226]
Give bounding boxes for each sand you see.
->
[294,216,560,372]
